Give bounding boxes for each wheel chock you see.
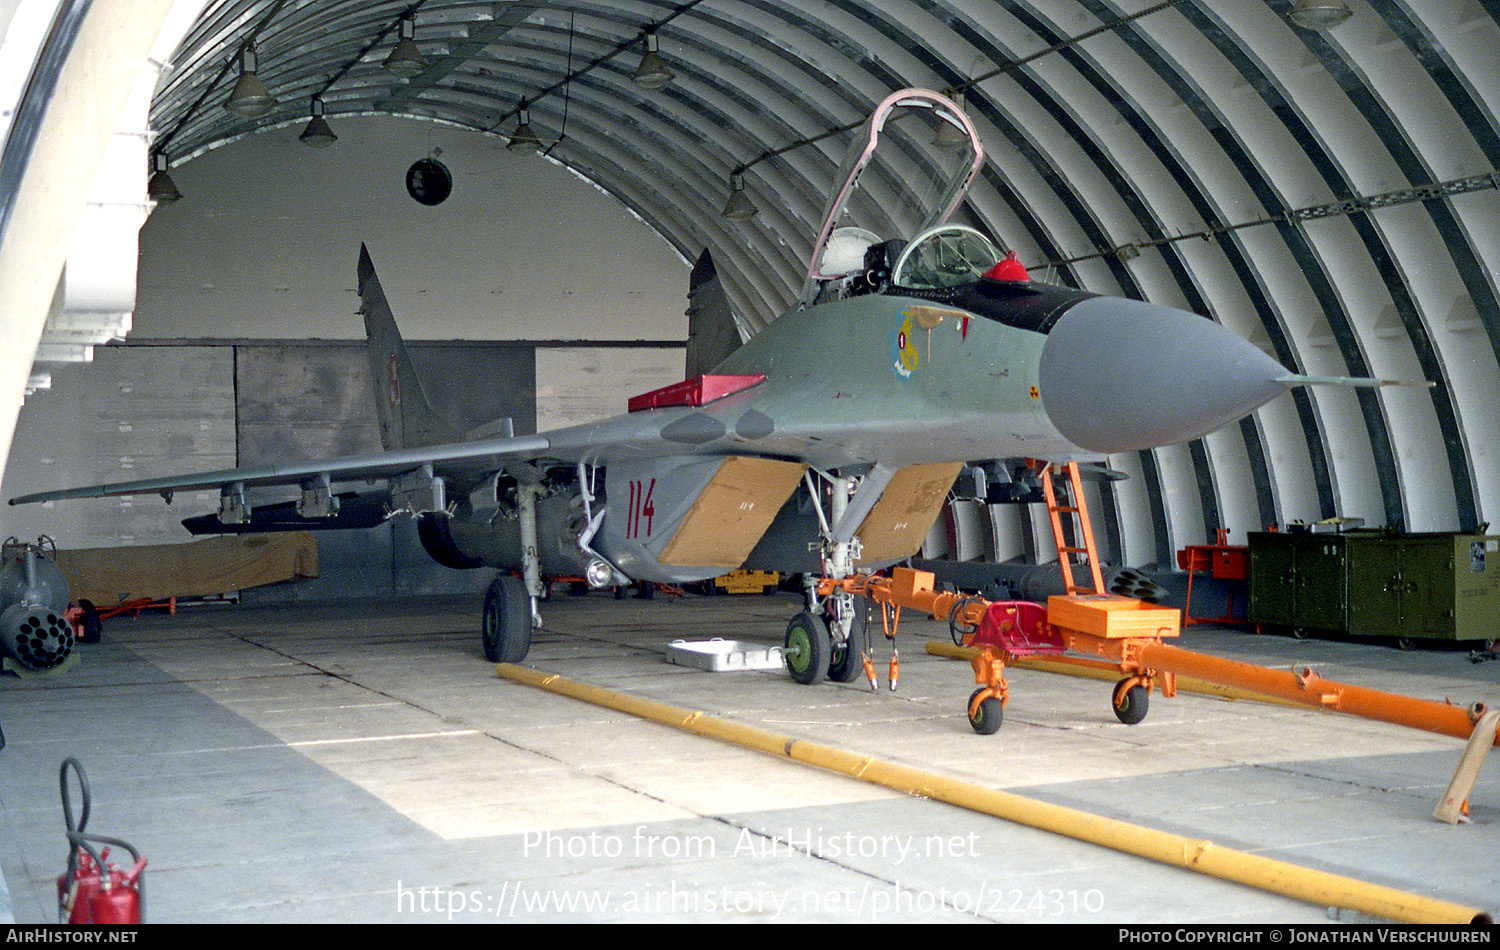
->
[1435,705,1500,825]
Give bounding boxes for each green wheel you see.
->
[784,610,830,685]
[968,688,1003,735]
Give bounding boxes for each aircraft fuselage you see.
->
[706,291,1072,468]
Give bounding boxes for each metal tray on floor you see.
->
[665,638,785,672]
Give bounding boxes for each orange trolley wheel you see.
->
[968,688,1004,735]
[1111,678,1151,725]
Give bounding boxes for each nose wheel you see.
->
[784,610,830,685]
[827,615,867,683]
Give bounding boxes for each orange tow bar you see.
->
[821,567,1494,748]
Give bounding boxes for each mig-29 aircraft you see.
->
[9,89,1319,683]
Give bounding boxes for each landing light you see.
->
[585,558,615,589]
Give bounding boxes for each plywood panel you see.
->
[856,463,964,564]
[56,533,318,603]
[659,457,807,567]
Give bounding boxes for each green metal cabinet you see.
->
[1248,531,1500,642]
[1248,532,1351,633]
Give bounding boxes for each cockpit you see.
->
[800,90,995,306]
[810,224,1001,303]
[797,90,1092,335]
[890,225,999,290]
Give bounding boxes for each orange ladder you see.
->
[1039,462,1105,596]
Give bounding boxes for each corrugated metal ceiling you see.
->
[146,0,1500,557]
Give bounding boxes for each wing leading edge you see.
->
[7,432,551,506]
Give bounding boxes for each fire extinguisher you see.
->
[57,758,146,925]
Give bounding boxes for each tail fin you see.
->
[685,249,749,376]
[357,244,464,450]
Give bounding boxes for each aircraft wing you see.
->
[7,432,552,506]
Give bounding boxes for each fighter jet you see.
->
[8,89,1314,682]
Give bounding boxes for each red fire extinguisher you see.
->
[57,758,146,925]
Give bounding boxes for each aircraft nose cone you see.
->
[1038,297,1288,454]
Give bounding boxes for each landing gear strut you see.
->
[786,470,872,685]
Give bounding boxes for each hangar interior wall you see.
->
[0,340,683,604]
[0,114,691,604]
[133,115,691,343]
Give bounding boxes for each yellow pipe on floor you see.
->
[496,662,1488,925]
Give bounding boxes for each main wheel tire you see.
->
[483,575,533,663]
[1112,679,1150,725]
[968,688,1003,735]
[76,599,102,644]
[784,610,830,685]
[828,614,867,683]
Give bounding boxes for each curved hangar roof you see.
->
[150,0,1500,561]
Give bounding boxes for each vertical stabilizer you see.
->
[357,244,464,450]
[685,249,749,376]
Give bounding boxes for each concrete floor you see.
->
[0,587,1497,924]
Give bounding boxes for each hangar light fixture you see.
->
[1287,0,1354,29]
[299,98,337,148]
[721,173,757,220]
[147,153,182,204]
[482,5,704,141]
[507,98,542,152]
[225,44,277,117]
[633,32,674,90]
[384,13,428,77]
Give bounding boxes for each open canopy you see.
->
[801,89,984,304]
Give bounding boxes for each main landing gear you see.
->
[482,474,550,664]
[482,574,532,663]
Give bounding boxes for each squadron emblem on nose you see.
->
[892,312,920,379]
